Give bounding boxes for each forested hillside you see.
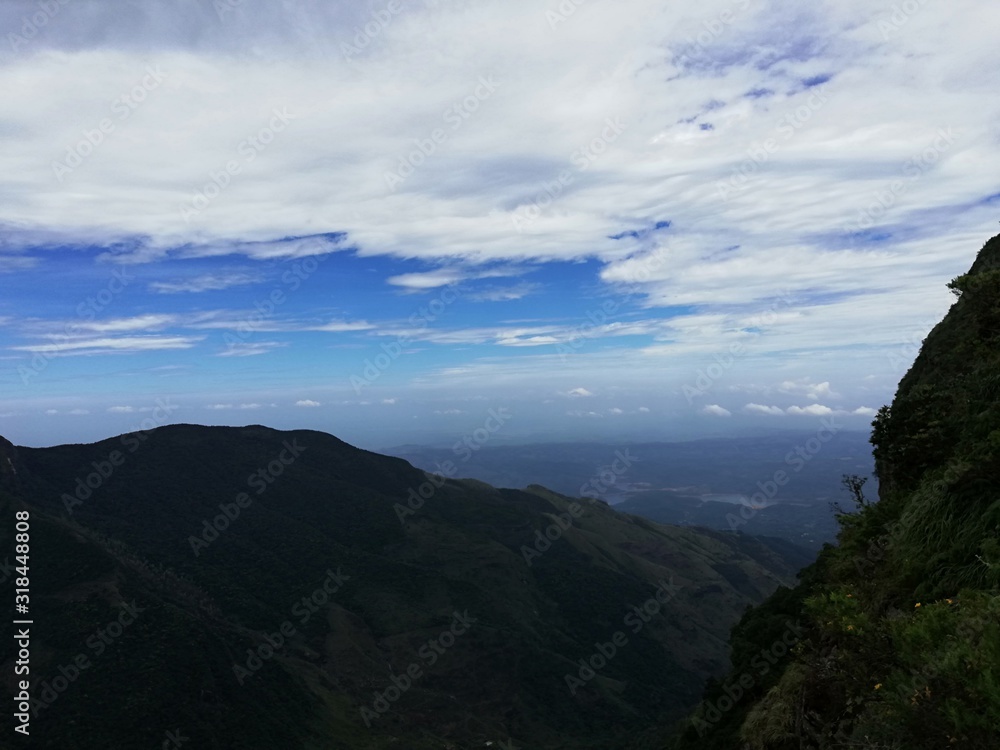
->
[0,424,803,749]
[665,233,1000,749]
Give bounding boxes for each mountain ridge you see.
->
[1,422,807,749]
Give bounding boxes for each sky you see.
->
[1,0,998,449]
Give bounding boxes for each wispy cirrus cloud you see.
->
[150,271,265,294]
[12,335,203,355]
[217,341,288,357]
[20,315,179,335]
[466,282,541,302]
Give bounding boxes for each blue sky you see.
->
[1,0,998,448]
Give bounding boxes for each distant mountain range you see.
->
[1,424,806,749]
[389,432,877,550]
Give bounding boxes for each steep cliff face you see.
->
[869,233,1000,599]
[667,233,1000,750]
[872,233,1000,499]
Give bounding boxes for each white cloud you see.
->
[786,404,835,417]
[77,315,178,333]
[0,254,37,273]
[206,404,233,410]
[2,0,993,291]
[22,315,177,335]
[309,320,377,332]
[853,406,878,417]
[150,272,264,294]
[702,404,732,417]
[564,388,594,398]
[779,379,837,400]
[107,405,135,413]
[217,341,287,357]
[744,403,785,416]
[295,400,321,408]
[382,398,397,405]
[374,320,662,349]
[466,283,541,302]
[608,407,624,416]
[68,408,90,415]
[12,336,202,355]
[387,272,463,290]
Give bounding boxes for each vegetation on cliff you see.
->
[668,233,1000,749]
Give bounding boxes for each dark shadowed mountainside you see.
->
[1,424,806,749]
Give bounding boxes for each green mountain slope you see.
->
[667,233,1000,750]
[1,424,802,749]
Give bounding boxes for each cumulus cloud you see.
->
[295,399,321,407]
[786,404,835,417]
[564,388,595,398]
[780,379,837,400]
[387,272,464,290]
[703,404,732,417]
[744,403,785,416]
[853,406,878,417]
